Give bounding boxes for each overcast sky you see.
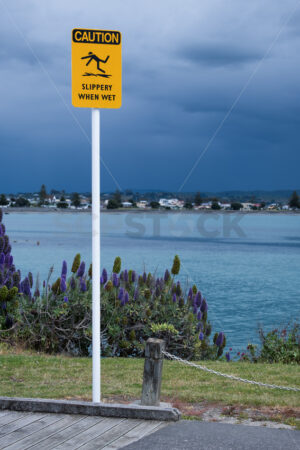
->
[0,0,300,193]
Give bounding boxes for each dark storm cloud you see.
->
[0,0,300,193]
[178,42,262,67]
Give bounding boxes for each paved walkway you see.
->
[0,410,166,449]
[124,420,300,450]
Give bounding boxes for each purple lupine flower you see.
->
[188,288,193,299]
[124,291,129,303]
[3,234,8,249]
[60,277,67,292]
[28,272,33,288]
[12,271,20,288]
[22,277,31,296]
[199,332,204,341]
[197,322,203,332]
[197,311,202,321]
[70,277,76,290]
[77,261,85,278]
[80,278,87,292]
[124,269,129,282]
[102,268,108,284]
[172,293,177,303]
[133,287,139,300]
[43,280,46,288]
[195,291,202,307]
[225,352,230,362]
[112,273,119,287]
[118,287,124,300]
[131,271,136,282]
[64,296,69,303]
[216,332,224,347]
[4,253,10,266]
[6,277,13,289]
[34,288,40,298]
[100,276,105,285]
[142,272,147,283]
[164,269,170,282]
[61,260,67,279]
[200,298,207,313]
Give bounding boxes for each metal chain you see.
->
[162,350,300,392]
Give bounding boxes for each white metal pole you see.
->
[92,108,101,402]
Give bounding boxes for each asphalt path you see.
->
[124,420,300,450]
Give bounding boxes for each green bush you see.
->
[258,324,300,364]
[238,323,300,364]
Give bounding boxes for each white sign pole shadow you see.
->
[92,108,101,402]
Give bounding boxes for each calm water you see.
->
[3,211,300,351]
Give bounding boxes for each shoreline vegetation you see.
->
[1,186,300,213]
[2,207,300,214]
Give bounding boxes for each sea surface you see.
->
[3,211,300,352]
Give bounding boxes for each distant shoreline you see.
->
[2,207,300,215]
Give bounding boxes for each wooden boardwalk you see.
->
[0,410,166,449]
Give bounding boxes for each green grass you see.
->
[0,347,299,409]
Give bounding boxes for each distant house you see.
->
[198,202,212,209]
[122,201,133,208]
[137,200,148,208]
[159,198,183,209]
[267,203,279,210]
[241,203,254,211]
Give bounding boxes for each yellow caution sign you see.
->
[72,28,122,108]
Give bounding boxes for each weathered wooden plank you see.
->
[0,411,28,427]
[5,414,85,450]
[0,413,46,438]
[29,416,105,450]
[79,419,142,450]
[53,417,125,449]
[0,413,62,448]
[102,421,165,449]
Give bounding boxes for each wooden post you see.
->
[141,338,165,406]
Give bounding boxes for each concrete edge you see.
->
[0,397,181,422]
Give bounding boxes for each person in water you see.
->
[81,52,110,73]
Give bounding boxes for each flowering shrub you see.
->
[1,255,226,360]
[99,255,226,359]
[0,209,32,331]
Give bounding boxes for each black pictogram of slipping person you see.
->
[81,52,111,78]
